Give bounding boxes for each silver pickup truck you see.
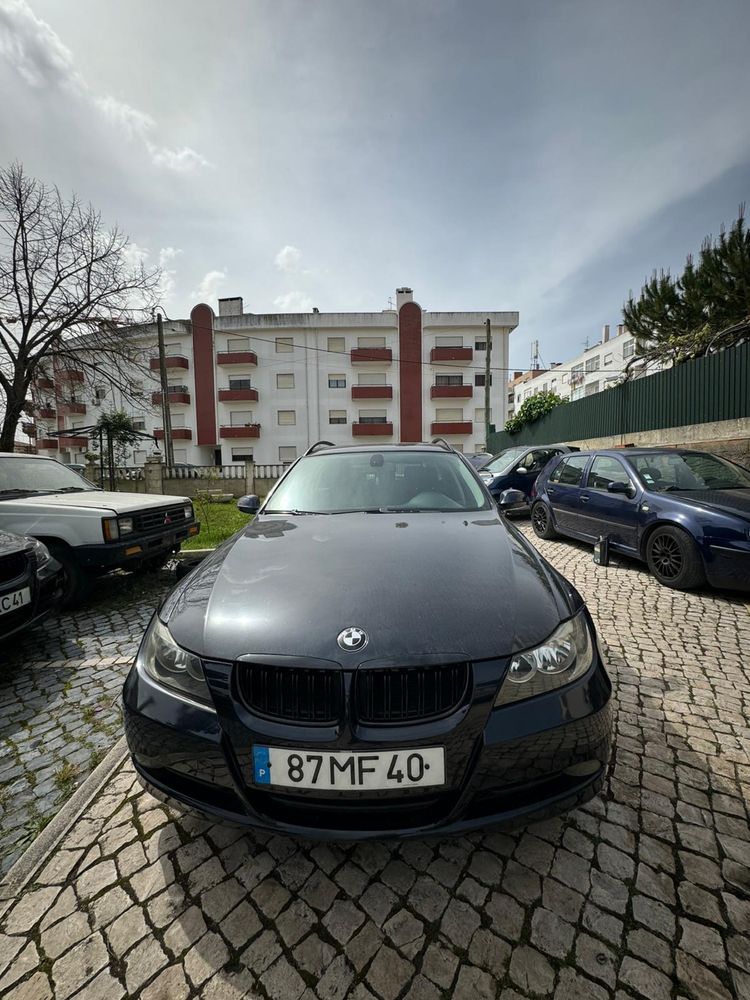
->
[0,452,199,604]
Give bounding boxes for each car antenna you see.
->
[304,441,336,456]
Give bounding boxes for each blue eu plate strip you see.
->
[253,745,271,784]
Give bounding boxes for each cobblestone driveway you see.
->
[0,569,174,876]
[1,526,749,999]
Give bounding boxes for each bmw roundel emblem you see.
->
[337,627,368,652]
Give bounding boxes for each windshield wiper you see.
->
[0,488,50,496]
[53,486,91,493]
[264,509,322,515]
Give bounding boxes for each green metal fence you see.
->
[488,341,750,453]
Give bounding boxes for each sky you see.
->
[1,0,749,370]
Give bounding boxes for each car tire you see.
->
[531,502,559,539]
[47,543,94,608]
[645,525,706,590]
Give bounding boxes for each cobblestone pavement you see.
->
[1,526,750,999]
[0,569,174,877]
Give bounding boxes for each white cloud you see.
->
[0,0,210,173]
[157,247,182,302]
[274,245,303,273]
[273,291,314,312]
[191,269,227,304]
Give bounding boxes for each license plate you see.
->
[253,746,445,791]
[0,587,31,616]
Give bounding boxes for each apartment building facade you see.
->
[29,288,518,467]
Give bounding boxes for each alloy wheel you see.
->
[651,533,683,579]
[533,505,548,534]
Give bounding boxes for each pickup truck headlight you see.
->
[119,517,134,535]
[137,616,214,709]
[183,504,193,521]
[102,517,119,542]
[495,611,594,707]
[28,538,52,569]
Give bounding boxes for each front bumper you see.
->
[123,643,613,839]
[77,521,200,569]
[0,559,64,641]
[704,543,750,591]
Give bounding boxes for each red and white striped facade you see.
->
[30,288,517,467]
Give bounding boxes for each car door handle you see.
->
[580,495,590,503]
[547,487,556,495]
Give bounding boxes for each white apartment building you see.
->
[29,288,518,467]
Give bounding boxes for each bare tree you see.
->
[0,162,162,451]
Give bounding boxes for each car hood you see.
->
[0,491,190,514]
[666,489,750,521]
[163,512,580,663]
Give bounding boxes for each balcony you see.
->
[351,385,393,400]
[218,388,259,402]
[350,348,392,364]
[430,384,473,399]
[352,421,394,437]
[36,377,54,390]
[155,427,193,440]
[37,406,56,419]
[431,421,472,435]
[22,422,37,437]
[219,424,261,439]
[58,435,89,448]
[37,438,59,450]
[152,389,191,405]
[430,347,473,363]
[216,351,258,366]
[60,401,87,415]
[58,369,85,383]
[150,356,190,371]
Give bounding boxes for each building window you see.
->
[165,341,184,356]
[435,407,463,422]
[585,356,600,373]
[276,373,294,389]
[129,381,144,397]
[475,340,487,351]
[328,374,346,388]
[94,386,107,400]
[329,410,347,425]
[623,340,636,358]
[230,410,254,426]
[277,410,296,425]
[358,409,388,424]
[358,336,386,348]
[279,446,297,463]
[227,337,250,351]
[231,447,254,461]
[435,374,463,386]
[475,373,492,386]
[507,393,514,403]
[435,335,463,348]
[584,382,600,396]
[328,336,345,353]
[275,337,294,353]
[132,419,146,432]
[229,377,252,390]
[173,448,188,463]
[171,413,186,428]
[604,353,613,366]
[357,372,387,385]
[474,408,491,422]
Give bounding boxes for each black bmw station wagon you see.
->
[123,442,612,838]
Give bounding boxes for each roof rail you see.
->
[430,437,454,452]
[304,440,336,456]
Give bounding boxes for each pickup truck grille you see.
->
[133,505,189,534]
[0,552,28,585]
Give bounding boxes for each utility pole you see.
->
[156,311,175,468]
[484,318,492,449]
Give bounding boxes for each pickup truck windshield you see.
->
[265,450,491,514]
[0,456,98,497]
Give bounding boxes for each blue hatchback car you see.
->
[478,444,578,512]
[531,447,750,590]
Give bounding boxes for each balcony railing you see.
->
[430,384,473,398]
[351,385,393,399]
[35,377,54,390]
[352,421,394,436]
[216,351,258,366]
[37,438,59,450]
[155,427,193,440]
[150,356,190,371]
[57,369,85,382]
[152,389,191,405]
[431,421,472,435]
[350,348,392,364]
[58,435,89,448]
[430,347,473,362]
[218,388,259,402]
[37,406,56,419]
[60,401,87,415]
[219,424,261,438]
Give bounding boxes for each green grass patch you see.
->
[183,503,253,550]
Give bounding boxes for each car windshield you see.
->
[265,450,491,513]
[0,456,98,497]
[481,446,528,476]
[627,452,750,492]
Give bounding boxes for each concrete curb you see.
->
[0,737,129,908]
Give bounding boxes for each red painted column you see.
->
[398,302,422,442]
[190,304,218,446]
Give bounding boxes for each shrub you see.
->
[505,390,567,434]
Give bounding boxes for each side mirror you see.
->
[607,481,635,498]
[515,466,528,475]
[237,494,260,514]
[497,488,526,509]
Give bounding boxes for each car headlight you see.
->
[29,538,52,569]
[137,616,214,709]
[495,611,594,707]
[183,504,193,521]
[119,516,134,535]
